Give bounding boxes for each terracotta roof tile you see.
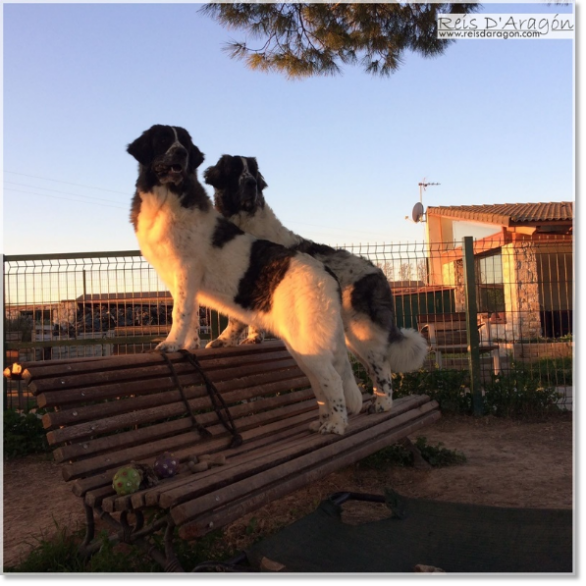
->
[427,202,573,225]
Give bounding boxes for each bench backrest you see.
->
[23,341,314,488]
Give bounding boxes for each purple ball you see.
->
[153,452,179,479]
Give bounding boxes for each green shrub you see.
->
[3,409,50,459]
[359,436,466,470]
[414,436,466,467]
[352,358,566,419]
[483,370,562,419]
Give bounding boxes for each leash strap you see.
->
[159,350,243,449]
[178,350,243,449]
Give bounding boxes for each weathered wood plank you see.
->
[168,396,433,522]
[23,340,286,381]
[36,358,300,408]
[178,408,441,540]
[29,350,294,395]
[53,385,314,461]
[63,400,319,482]
[42,369,308,432]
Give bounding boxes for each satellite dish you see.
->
[412,201,425,223]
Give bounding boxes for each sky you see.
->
[2,1,575,256]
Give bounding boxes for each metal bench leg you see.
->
[436,350,443,369]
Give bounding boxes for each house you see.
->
[424,202,573,341]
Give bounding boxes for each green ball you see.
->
[112,466,143,495]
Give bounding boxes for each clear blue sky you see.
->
[3,1,574,255]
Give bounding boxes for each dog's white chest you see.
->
[134,190,196,280]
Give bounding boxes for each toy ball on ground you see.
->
[154,452,179,479]
[112,466,143,495]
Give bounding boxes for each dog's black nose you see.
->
[243,176,256,188]
[170,145,188,159]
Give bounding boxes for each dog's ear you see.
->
[257,171,268,192]
[203,156,230,187]
[127,130,153,166]
[188,144,205,172]
[203,164,221,187]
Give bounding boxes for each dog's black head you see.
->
[127,124,205,188]
[204,155,268,218]
[128,125,211,228]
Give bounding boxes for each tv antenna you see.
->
[406,179,440,223]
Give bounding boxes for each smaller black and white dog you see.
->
[127,125,363,435]
[204,155,429,414]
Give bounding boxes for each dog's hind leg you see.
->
[366,352,394,413]
[333,345,363,416]
[288,349,348,435]
[206,317,247,348]
[240,326,265,345]
[346,338,393,413]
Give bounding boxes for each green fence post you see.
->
[462,237,484,416]
[210,311,229,341]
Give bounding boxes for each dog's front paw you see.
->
[205,338,228,349]
[318,419,346,435]
[308,420,321,433]
[156,340,180,353]
[369,395,393,414]
[240,335,263,345]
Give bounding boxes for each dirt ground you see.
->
[2,412,573,569]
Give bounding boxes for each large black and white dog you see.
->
[127,125,363,435]
[204,155,429,414]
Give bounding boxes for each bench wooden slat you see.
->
[49,373,311,451]
[100,409,322,513]
[178,407,440,540]
[29,350,295,395]
[171,397,437,528]
[137,424,312,509]
[23,340,287,381]
[45,371,310,445]
[77,411,316,503]
[36,358,301,408]
[63,396,319,482]
[54,385,315,463]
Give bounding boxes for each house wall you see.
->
[502,241,542,340]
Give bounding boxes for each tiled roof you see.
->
[427,202,573,226]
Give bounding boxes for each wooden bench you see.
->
[22,341,440,572]
[417,312,501,374]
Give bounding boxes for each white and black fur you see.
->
[127,125,363,434]
[204,155,429,413]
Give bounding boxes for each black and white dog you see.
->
[127,125,363,435]
[204,155,429,414]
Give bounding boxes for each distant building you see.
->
[424,202,573,340]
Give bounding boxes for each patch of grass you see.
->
[359,436,466,470]
[358,443,413,469]
[414,436,467,467]
[6,522,87,572]
[5,521,233,573]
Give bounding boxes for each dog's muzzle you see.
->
[239,177,258,210]
[154,147,188,183]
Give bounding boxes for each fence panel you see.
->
[4,237,573,411]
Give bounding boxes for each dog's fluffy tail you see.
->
[387,328,429,373]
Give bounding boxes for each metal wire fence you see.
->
[4,237,573,411]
